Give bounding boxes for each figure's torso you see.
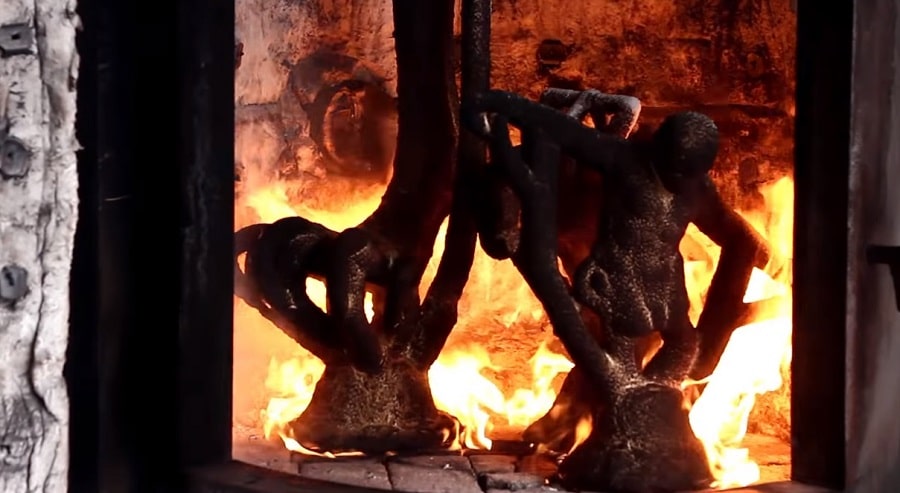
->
[588,151,696,332]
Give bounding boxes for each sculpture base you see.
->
[289,358,457,454]
[556,382,712,493]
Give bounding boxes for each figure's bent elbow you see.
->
[481,92,591,142]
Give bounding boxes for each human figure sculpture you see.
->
[463,89,769,386]
[462,91,772,491]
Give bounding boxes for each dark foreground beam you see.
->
[791,0,852,488]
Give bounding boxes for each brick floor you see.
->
[516,453,559,479]
[233,428,805,493]
[298,458,393,491]
[485,489,562,493]
[469,454,518,475]
[479,472,545,491]
[387,455,482,493]
[391,454,475,472]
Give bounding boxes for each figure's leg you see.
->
[605,331,641,375]
[555,312,711,492]
[642,314,698,385]
[574,259,656,339]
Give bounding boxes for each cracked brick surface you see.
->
[299,457,393,490]
[387,455,482,493]
[469,454,518,475]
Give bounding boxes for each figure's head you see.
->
[650,112,719,186]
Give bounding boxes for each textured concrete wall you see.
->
[235,0,796,205]
[0,1,80,492]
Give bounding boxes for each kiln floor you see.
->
[232,425,803,493]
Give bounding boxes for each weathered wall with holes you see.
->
[846,0,900,491]
[234,0,397,187]
[0,1,80,492]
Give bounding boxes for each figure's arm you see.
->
[540,88,642,138]
[461,90,628,175]
[539,88,582,108]
[689,177,772,379]
[693,177,769,268]
[539,88,594,122]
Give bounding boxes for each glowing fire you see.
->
[236,174,566,451]
[429,342,574,449]
[236,167,793,489]
[682,177,794,488]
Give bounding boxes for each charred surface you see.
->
[460,88,775,492]
[235,218,343,364]
[289,360,457,454]
[556,383,712,493]
[399,0,490,368]
[514,92,780,461]
[234,0,491,454]
[359,0,458,270]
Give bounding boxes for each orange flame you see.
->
[236,162,793,489]
[429,342,574,449]
[681,177,794,488]
[237,174,566,454]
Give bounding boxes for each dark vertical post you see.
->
[792,0,852,487]
[176,0,236,469]
[68,0,100,488]
[72,0,183,490]
[72,0,234,488]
